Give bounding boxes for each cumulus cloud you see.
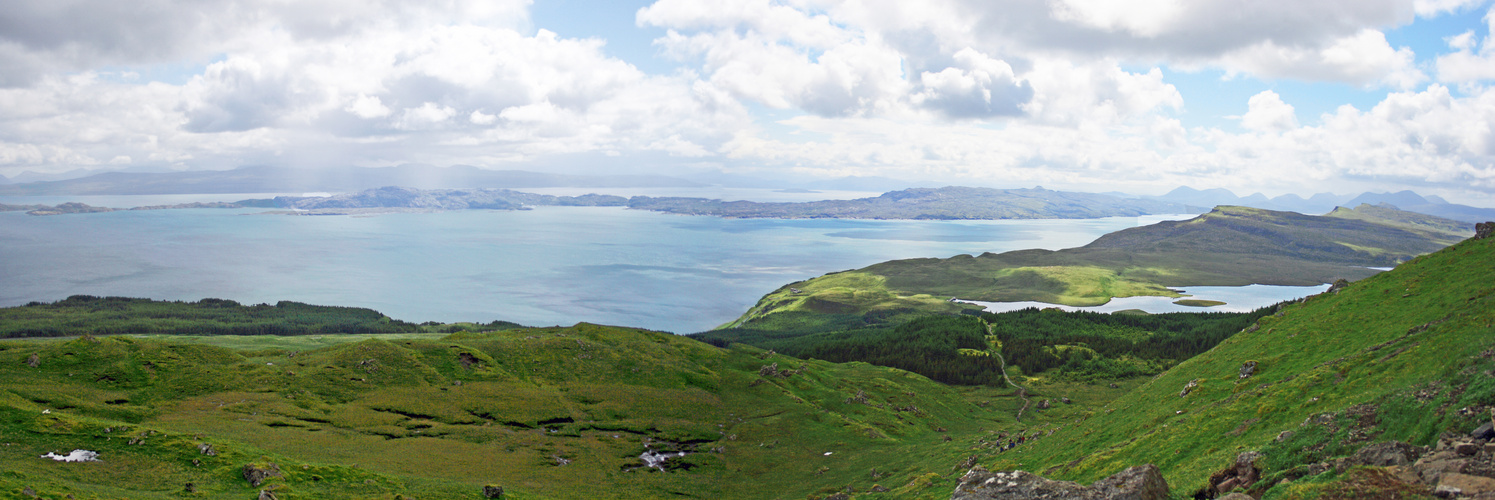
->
[912,48,1032,118]
[1219,29,1426,89]
[1436,7,1495,82]
[1240,91,1299,133]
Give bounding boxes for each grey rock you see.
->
[951,464,1168,500]
[1239,361,1257,379]
[1476,221,1493,240]
[1210,451,1263,496]
[242,463,282,487]
[1472,421,1495,440]
[1218,494,1255,500]
[25,353,38,368]
[482,485,504,499]
[1179,380,1199,398]
[1353,441,1423,467]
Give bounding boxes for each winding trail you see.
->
[985,320,1032,423]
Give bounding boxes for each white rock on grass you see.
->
[41,450,99,462]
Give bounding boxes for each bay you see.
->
[0,200,1201,333]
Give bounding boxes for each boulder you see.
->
[1209,451,1262,496]
[951,464,1168,500]
[1472,421,1495,440]
[25,353,38,368]
[1239,361,1257,379]
[1180,380,1199,398]
[1037,400,1052,410]
[482,485,505,499]
[1353,441,1424,467]
[1438,472,1495,497]
[1475,222,1493,240]
[1326,279,1351,294]
[242,463,282,487]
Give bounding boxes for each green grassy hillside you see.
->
[725,205,1469,329]
[0,323,1028,499]
[981,232,1495,497]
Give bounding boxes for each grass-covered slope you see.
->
[982,232,1495,496]
[0,323,1012,499]
[726,205,1468,329]
[0,296,430,337]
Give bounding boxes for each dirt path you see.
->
[985,321,1031,423]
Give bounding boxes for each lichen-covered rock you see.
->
[1475,221,1493,240]
[950,464,1168,500]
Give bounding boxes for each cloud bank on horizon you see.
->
[1,0,1493,203]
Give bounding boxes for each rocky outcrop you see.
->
[1208,451,1262,496]
[951,464,1169,500]
[1475,222,1493,240]
[242,463,282,487]
[1238,361,1257,380]
[1180,380,1199,398]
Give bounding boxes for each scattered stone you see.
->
[25,353,39,368]
[1455,442,1481,456]
[951,464,1169,500]
[184,483,196,493]
[1475,221,1493,240]
[243,463,283,487]
[1218,494,1254,500]
[258,489,278,500]
[870,484,889,492]
[482,484,505,498]
[1037,399,1052,410]
[1108,383,1120,389]
[1061,397,1072,404]
[21,486,35,498]
[1179,380,1199,398]
[197,443,217,456]
[1238,361,1257,380]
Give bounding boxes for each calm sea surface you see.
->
[0,193,1319,332]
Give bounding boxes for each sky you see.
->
[1,0,1494,203]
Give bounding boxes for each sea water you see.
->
[0,198,1314,332]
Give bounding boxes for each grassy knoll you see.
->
[0,323,1036,499]
[980,232,1495,497]
[724,204,1469,328]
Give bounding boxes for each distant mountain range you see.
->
[0,165,705,195]
[1146,186,1494,223]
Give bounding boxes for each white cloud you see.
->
[1240,90,1299,133]
[1219,29,1426,89]
[1414,0,1489,17]
[912,48,1032,118]
[1436,7,1495,82]
[346,94,392,119]
[469,110,496,125]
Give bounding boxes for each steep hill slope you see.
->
[980,230,1495,497]
[724,205,1470,329]
[0,324,1010,499]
